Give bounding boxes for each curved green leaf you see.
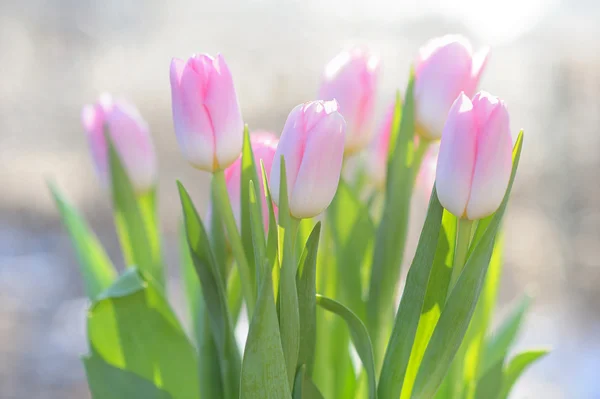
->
[87,268,199,399]
[178,181,241,399]
[378,187,444,399]
[500,349,548,399]
[49,183,116,299]
[296,222,322,376]
[84,355,171,399]
[316,295,377,399]
[107,135,164,287]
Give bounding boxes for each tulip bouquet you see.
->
[51,36,547,399]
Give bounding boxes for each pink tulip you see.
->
[170,53,244,172]
[270,100,346,219]
[435,91,513,220]
[366,102,395,188]
[319,48,380,154]
[414,35,490,140]
[81,94,156,193]
[216,131,279,231]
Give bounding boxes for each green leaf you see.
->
[327,179,375,319]
[459,234,505,399]
[84,355,171,399]
[107,135,164,287]
[178,181,241,399]
[260,161,279,281]
[499,350,548,399]
[249,181,267,279]
[210,182,229,280]
[277,158,301,388]
[179,223,222,398]
[474,358,504,399]
[241,125,261,294]
[293,365,306,399]
[293,365,325,399]
[228,265,244,326]
[366,75,418,357]
[411,132,524,399]
[49,183,116,299]
[378,187,445,399]
[316,295,377,399]
[137,189,164,280]
[241,263,291,398]
[87,268,199,399]
[296,222,322,376]
[481,296,531,375]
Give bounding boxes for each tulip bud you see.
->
[366,102,395,188]
[319,48,380,154]
[414,35,490,140]
[170,53,244,172]
[435,91,513,220]
[212,131,279,231]
[270,100,346,219]
[81,94,157,193]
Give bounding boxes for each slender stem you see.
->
[412,138,431,183]
[212,169,255,317]
[447,218,474,299]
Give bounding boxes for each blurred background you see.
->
[1,0,599,397]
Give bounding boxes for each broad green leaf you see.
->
[87,269,199,399]
[260,161,280,300]
[241,263,291,398]
[178,182,241,399]
[296,222,322,376]
[327,179,375,319]
[499,350,548,399]
[277,158,301,388]
[366,75,417,358]
[241,125,261,294]
[137,189,164,279]
[249,181,267,279]
[228,265,244,326]
[179,223,222,397]
[411,132,524,399]
[460,234,505,399]
[293,365,325,399]
[400,209,457,399]
[378,187,444,399]
[474,358,504,399]
[317,295,377,399]
[84,355,171,399]
[49,183,116,299]
[481,296,531,375]
[107,136,164,287]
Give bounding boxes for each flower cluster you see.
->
[59,34,541,399]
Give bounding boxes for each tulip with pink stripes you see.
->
[170,53,244,172]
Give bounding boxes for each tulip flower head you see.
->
[170,53,244,172]
[435,91,513,220]
[214,131,279,232]
[414,35,490,140]
[319,48,380,154]
[270,100,346,219]
[81,94,156,193]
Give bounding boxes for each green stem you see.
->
[447,218,474,299]
[213,169,255,317]
[412,138,431,183]
[136,189,165,288]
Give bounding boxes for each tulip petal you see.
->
[206,54,244,169]
[466,97,512,220]
[435,93,477,217]
[289,109,346,218]
[270,104,305,207]
[466,46,491,97]
[414,36,476,139]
